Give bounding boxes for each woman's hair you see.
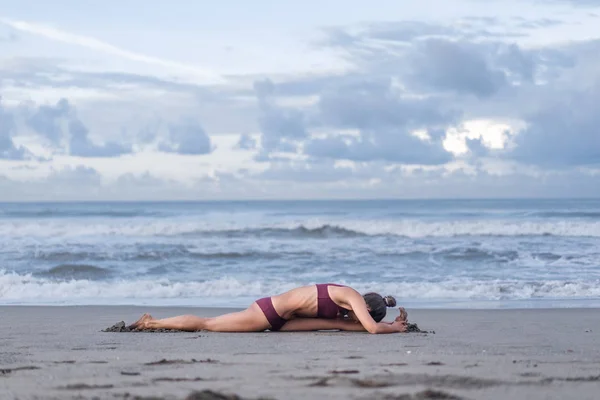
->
[363,292,397,322]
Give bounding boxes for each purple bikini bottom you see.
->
[256,297,287,331]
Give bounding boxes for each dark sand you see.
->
[1,307,599,399]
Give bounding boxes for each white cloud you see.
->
[0,18,225,85]
[443,119,524,155]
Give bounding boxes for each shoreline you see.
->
[2,307,599,399]
[3,298,600,309]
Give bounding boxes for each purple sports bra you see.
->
[316,283,349,319]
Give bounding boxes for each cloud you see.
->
[68,118,131,158]
[0,101,28,160]
[310,21,600,169]
[258,159,357,183]
[0,165,103,201]
[319,23,541,99]
[311,77,456,164]
[250,75,458,165]
[406,40,510,97]
[0,31,18,42]
[48,165,103,185]
[305,132,452,165]
[322,19,529,50]
[159,120,213,155]
[25,98,71,144]
[235,133,257,150]
[0,18,223,84]
[542,0,600,5]
[20,98,132,157]
[508,83,600,166]
[254,79,308,153]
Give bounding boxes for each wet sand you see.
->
[1,307,599,399]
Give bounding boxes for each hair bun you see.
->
[383,295,396,308]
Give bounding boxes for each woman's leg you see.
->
[130,303,271,332]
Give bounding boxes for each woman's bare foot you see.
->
[128,313,154,330]
[397,307,408,322]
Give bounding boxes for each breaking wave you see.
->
[35,264,112,280]
[1,272,599,306]
[3,220,600,239]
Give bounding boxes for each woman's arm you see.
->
[343,289,406,334]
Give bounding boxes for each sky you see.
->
[1,0,600,201]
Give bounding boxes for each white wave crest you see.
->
[2,218,600,238]
[1,271,599,306]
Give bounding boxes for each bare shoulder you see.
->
[331,285,363,304]
[335,285,361,296]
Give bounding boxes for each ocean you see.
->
[1,199,599,308]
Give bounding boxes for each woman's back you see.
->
[271,284,349,320]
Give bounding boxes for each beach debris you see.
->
[519,372,541,378]
[144,358,218,366]
[121,371,141,376]
[406,323,434,334]
[309,377,331,387]
[352,378,395,388]
[541,374,600,383]
[152,376,204,382]
[59,383,114,390]
[425,362,445,366]
[329,369,360,374]
[380,389,465,399]
[0,366,40,375]
[185,390,274,400]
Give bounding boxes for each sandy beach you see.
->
[1,307,599,400]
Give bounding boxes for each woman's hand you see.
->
[390,307,408,332]
[391,318,408,332]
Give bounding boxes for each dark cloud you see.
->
[306,78,454,164]
[159,121,213,155]
[317,77,454,128]
[235,133,257,150]
[319,22,542,98]
[0,101,28,160]
[69,118,131,158]
[494,43,537,83]
[248,20,598,171]
[508,84,600,166]
[406,40,507,97]
[254,79,308,153]
[251,76,455,165]
[22,98,131,157]
[26,98,71,144]
[305,131,451,165]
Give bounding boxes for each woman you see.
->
[129,283,409,334]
